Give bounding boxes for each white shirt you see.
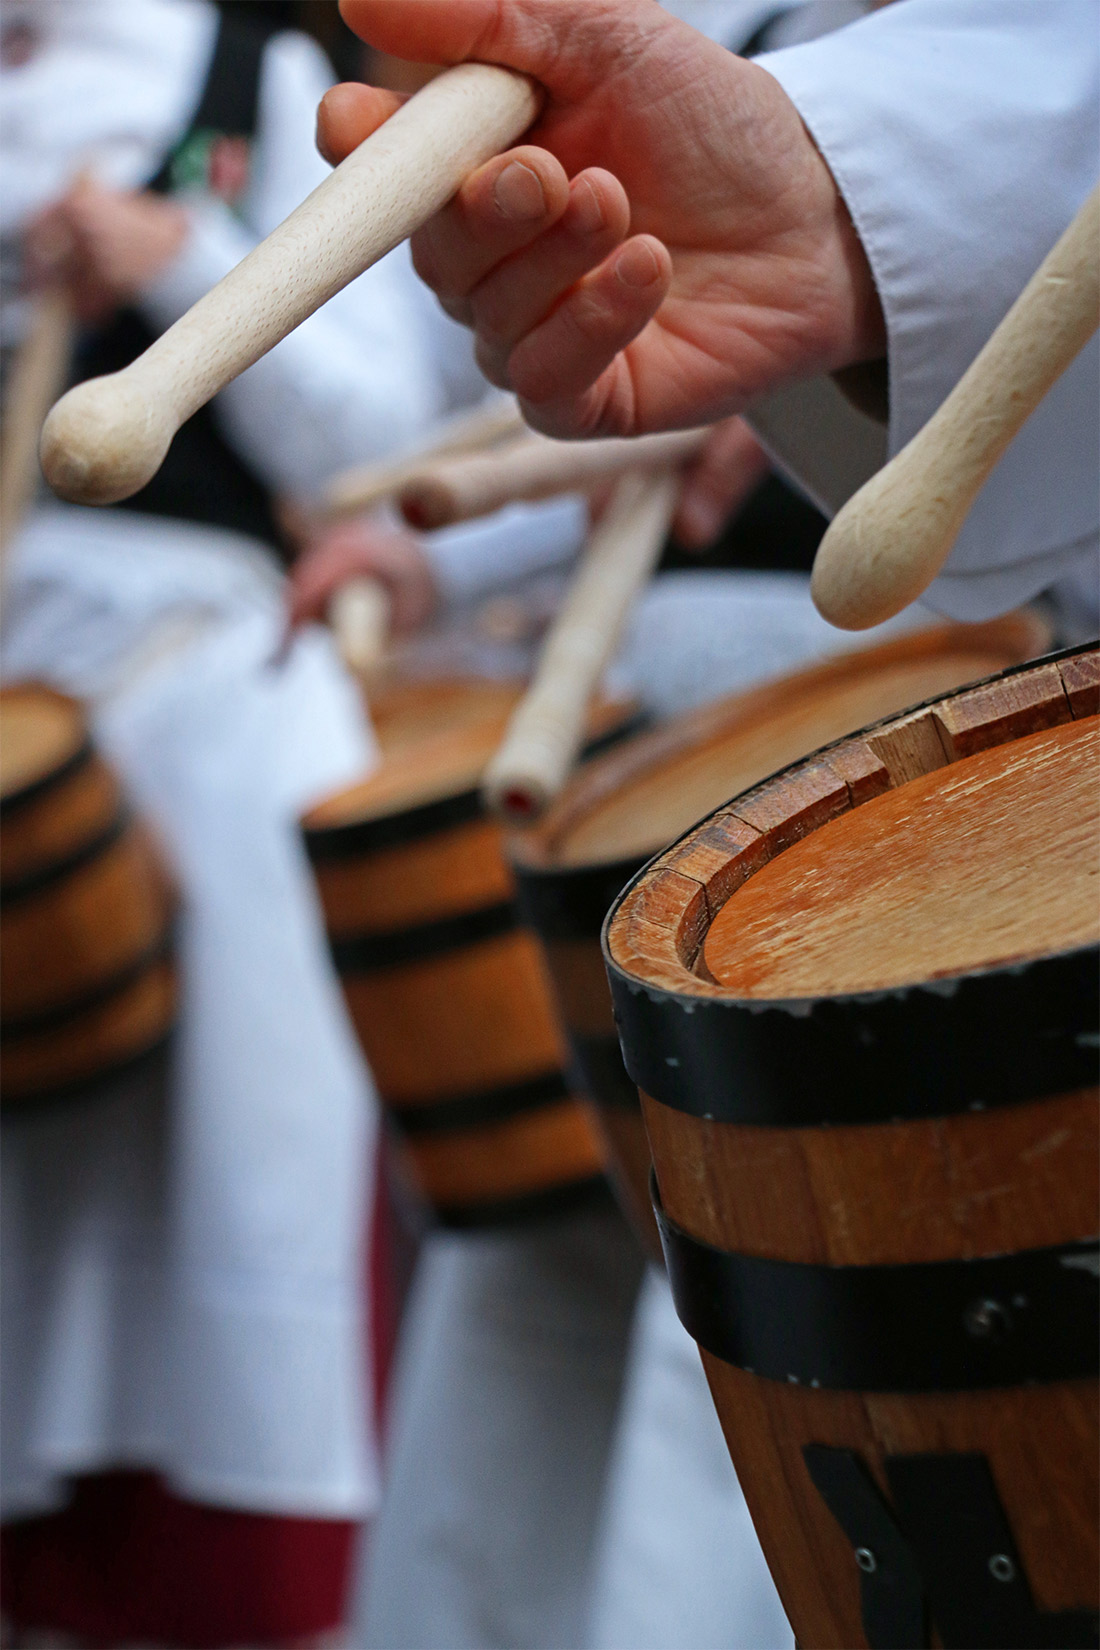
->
[757,0,1100,620]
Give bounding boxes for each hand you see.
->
[24,177,189,323]
[671,417,772,549]
[323,0,885,440]
[288,522,439,638]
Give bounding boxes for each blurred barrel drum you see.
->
[303,676,633,1227]
[1,684,178,1108]
[510,615,1050,1261]
[603,645,1100,1649]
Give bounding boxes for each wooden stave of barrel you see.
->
[302,676,635,1228]
[1,683,178,1109]
[601,644,1100,1650]
[508,613,1053,1265]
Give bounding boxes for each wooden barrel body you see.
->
[510,615,1050,1262]
[303,676,631,1228]
[603,645,1100,1649]
[1,684,178,1107]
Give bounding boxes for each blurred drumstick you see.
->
[329,576,391,677]
[482,467,678,824]
[40,65,539,506]
[813,183,1100,629]
[0,289,73,559]
[320,397,525,520]
[400,427,708,530]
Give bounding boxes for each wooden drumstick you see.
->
[39,65,539,507]
[401,427,708,529]
[320,398,525,519]
[482,467,678,823]
[329,576,391,677]
[812,184,1100,630]
[0,289,73,558]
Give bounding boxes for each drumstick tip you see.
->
[40,374,175,506]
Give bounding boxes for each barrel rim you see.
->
[0,720,94,819]
[604,640,1098,1000]
[601,642,1099,1124]
[302,702,647,861]
[506,612,1052,881]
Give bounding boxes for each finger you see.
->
[23,208,76,283]
[316,81,406,167]
[471,168,630,385]
[288,536,369,626]
[672,419,772,548]
[339,0,650,97]
[411,146,570,314]
[506,235,672,410]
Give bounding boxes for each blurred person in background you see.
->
[0,2,463,1643]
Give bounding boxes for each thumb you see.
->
[316,82,406,167]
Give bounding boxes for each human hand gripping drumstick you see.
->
[482,467,678,823]
[812,184,1100,629]
[39,66,539,506]
[320,400,525,674]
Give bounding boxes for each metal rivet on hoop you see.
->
[963,1298,1012,1340]
[988,1553,1016,1584]
[854,1547,878,1574]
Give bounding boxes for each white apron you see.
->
[2,504,381,1520]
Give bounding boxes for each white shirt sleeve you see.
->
[140,30,446,499]
[421,496,589,608]
[756,0,1100,620]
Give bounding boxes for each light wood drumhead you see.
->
[525,615,1049,872]
[704,716,1100,996]
[306,677,631,828]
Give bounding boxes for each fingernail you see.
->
[569,178,605,237]
[493,161,546,221]
[615,240,662,289]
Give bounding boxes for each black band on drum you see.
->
[1,1028,177,1113]
[0,926,177,1037]
[655,1182,1099,1391]
[433,1174,613,1232]
[607,944,1099,1126]
[304,785,486,859]
[0,807,132,903]
[330,898,520,973]
[0,735,95,819]
[388,1066,573,1136]
[305,716,648,864]
[513,855,644,941]
[569,1032,642,1112]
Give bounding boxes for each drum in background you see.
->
[509,613,1051,1262]
[1,684,178,1108]
[303,675,634,1229]
[603,645,1100,1650]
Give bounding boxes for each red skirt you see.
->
[0,1155,405,1648]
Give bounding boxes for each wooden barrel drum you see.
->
[603,645,1100,1649]
[1,684,178,1108]
[509,615,1050,1261]
[303,676,633,1227]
